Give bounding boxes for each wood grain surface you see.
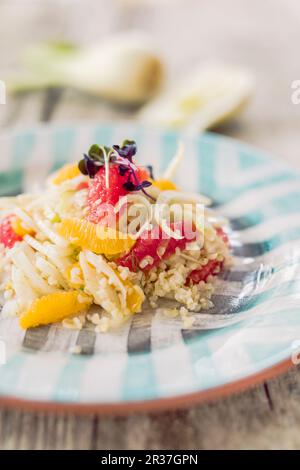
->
[0,0,300,450]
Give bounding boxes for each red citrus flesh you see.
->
[0,215,23,249]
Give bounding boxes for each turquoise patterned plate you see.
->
[0,122,299,413]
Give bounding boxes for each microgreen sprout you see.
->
[78,140,154,199]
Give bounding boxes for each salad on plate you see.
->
[0,140,231,332]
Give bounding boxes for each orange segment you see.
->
[151,179,177,191]
[126,283,144,313]
[58,218,136,256]
[52,163,81,185]
[11,217,35,237]
[20,291,92,329]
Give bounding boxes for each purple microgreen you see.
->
[118,164,130,176]
[114,155,137,172]
[123,174,153,199]
[78,154,103,179]
[135,180,152,191]
[127,169,155,200]
[123,181,136,191]
[79,139,155,199]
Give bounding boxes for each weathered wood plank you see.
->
[1,367,300,450]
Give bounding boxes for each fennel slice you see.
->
[138,62,255,131]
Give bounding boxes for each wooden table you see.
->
[0,0,300,450]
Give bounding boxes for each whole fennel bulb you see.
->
[10,32,164,105]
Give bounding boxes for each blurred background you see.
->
[0,0,300,164]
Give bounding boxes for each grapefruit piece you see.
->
[0,215,23,248]
[19,291,91,329]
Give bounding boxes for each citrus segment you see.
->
[20,291,91,329]
[58,218,135,255]
[125,284,144,313]
[11,217,35,237]
[151,179,177,191]
[52,163,81,185]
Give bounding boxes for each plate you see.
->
[0,122,299,414]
